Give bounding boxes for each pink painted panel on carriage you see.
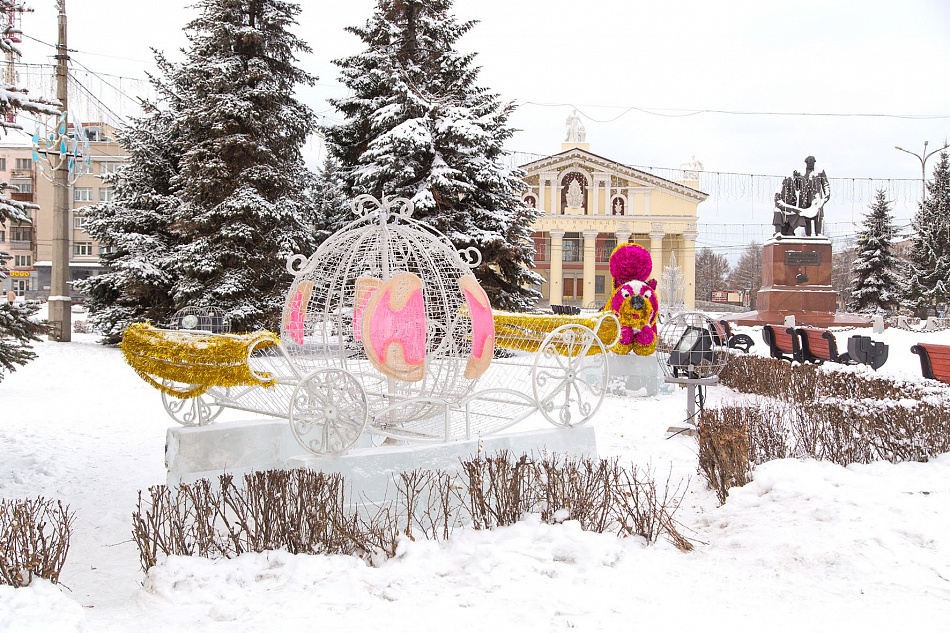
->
[353,278,379,341]
[463,287,494,359]
[287,291,306,345]
[368,287,427,364]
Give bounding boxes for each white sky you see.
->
[15,0,950,251]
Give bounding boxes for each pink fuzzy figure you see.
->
[604,242,660,356]
[609,243,652,290]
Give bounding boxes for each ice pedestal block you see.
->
[166,420,597,498]
[607,353,673,396]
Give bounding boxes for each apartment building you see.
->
[0,146,39,299]
[34,123,127,302]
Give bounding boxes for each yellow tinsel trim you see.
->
[121,323,279,399]
[493,312,619,356]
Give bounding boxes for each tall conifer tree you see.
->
[904,152,950,317]
[171,0,318,331]
[312,155,352,248]
[76,106,181,343]
[80,0,318,335]
[325,0,540,310]
[848,190,899,314]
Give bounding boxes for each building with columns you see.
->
[521,138,707,309]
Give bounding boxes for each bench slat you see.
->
[912,343,950,385]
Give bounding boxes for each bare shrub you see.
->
[611,463,693,551]
[713,353,950,469]
[697,407,752,505]
[535,454,613,531]
[0,497,74,587]
[458,452,537,529]
[133,457,696,571]
[718,353,943,403]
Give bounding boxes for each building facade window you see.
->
[598,237,617,262]
[534,234,549,262]
[0,158,6,171]
[595,275,606,295]
[13,278,30,296]
[99,188,114,202]
[12,181,32,194]
[0,230,4,242]
[73,242,93,256]
[13,254,31,267]
[562,232,581,262]
[98,242,116,256]
[74,187,93,202]
[73,213,89,230]
[99,161,119,175]
[14,158,32,171]
[11,227,32,242]
[524,194,537,208]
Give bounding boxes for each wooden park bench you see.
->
[718,319,754,353]
[796,327,846,364]
[762,324,800,362]
[797,326,889,369]
[911,343,950,385]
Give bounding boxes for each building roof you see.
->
[519,147,708,202]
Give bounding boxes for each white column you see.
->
[682,225,698,309]
[649,222,665,281]
[582,230,599,307]
[538,177,546,214]
[549,229,565,305]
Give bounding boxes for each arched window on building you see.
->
[524,194,537,208]
[560,173,588,214]
[611,196,625,216]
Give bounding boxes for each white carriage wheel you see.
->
[532,324,609,428]
[289,368,368,456]
[161,380,224,426]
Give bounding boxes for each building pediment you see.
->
[520,147,707,202]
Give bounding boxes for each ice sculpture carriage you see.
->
[123,195,619,456]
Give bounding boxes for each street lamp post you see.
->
[895,140,950,204]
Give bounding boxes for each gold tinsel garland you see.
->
[121,323,279,399]
[493,312,619,356]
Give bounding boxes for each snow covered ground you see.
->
[2,314,950,632]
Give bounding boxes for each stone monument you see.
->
[728,157,871,327]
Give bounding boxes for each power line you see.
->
[522,101,950,122]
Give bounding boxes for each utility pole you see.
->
[895,140,950,204]
[48,0,70,341]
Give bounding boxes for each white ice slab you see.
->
[166,419,597,499]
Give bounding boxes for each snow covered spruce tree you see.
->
[324,0,541,311]
[81,0,318,337]
[848,190,900,314]
[903,152,950,317]
[311,155,352,248]
[74,106,182,344]
[169,0,319,331]
[0,0,54,378]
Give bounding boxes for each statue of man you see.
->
[773,156,830,237]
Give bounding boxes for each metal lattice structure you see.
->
[129,195,619,456]
[656,312,731,381]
